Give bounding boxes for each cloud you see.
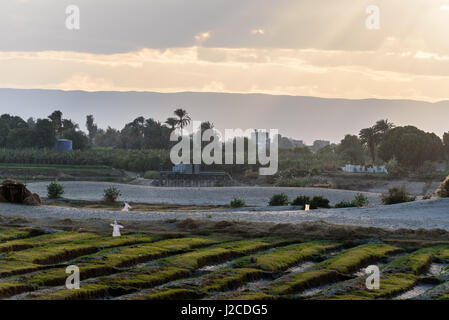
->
[1,46,449,102]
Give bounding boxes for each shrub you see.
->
[144,170,160,179]
[334,194,369,209]
[46,182,64,199]
[230,197,246,208]
[353,193,369,207]
[385,157,407,178]
[334,200,356,208]
[437,176,449,198]
[380,186,416,205]
[103,186,121,203]
[291,195,311,208]
[269,193,289,206]
[310,196,331,209]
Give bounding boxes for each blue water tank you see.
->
[56,139,73,152]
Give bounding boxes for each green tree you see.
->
[359,127,378,164]
[359,119,394,164]
[443,132,449,159]
[164,117,178,131]
[48,110,63,137]
[62,129,89,150]
[96,126,121,148]
[378,126,445,168]
[174,108,191,136]
[337,135,365,164]
[86,115,98,145]
[34,119,56,148]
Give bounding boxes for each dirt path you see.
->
[1,198,448,230]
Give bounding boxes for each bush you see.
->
[269,193,289,206]
[46,182,64,199]
[380,186,416,205]
[353,193,369,207]
[103,186,121,203]
[385,158,407,178]
[230,197,246,208]
[291,195,311,208]
[334,200,356,208]
[310,196,331,209]
[144,170,160,179]
[334,194,369,208]
[437,176,449,198]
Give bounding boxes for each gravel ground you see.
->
[26,181,382,206]
[1,198,448,230]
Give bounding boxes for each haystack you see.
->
[0,179,41,206]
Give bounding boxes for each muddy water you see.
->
[426,263,446,277]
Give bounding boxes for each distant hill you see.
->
[0,88,448,144]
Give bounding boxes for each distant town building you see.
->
[310,140,330,152]
[276,134,305,149]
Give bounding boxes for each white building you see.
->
[342,164,388,174]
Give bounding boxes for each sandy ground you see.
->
[0,197,448,231]
[26,181,382,206]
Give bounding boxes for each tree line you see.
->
[0,108,196,151]
[1,109,449,172]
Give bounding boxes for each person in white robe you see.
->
[110,220,123,237]
[122,202,132,212]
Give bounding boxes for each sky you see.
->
[1,0,449,102]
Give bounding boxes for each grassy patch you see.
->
[33,284,111,300]
[77,237,216,268]
[0,281,34,298]
[317,244,401,274]
[0,234,161,277]
[0,228,40,242]
[234,241,341,272]
[325,273,419,300]
[270,270,341,295]
[0,232,100,253]
[163,239,281,270]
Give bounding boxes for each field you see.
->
[0,163,128,182]
[2,225,449,300]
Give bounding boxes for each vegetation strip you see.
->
[233,241,341,272]
[261,244,401,296]
[0,232,100,253]
[321,245,449,300]
[0,228,42,242]
[0,234,162,277]
[31,238,280,300]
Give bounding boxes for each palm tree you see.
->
[374,119,395,139]
[173,108,191,136]
[359,127,378,164]
[165,117,178,131]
